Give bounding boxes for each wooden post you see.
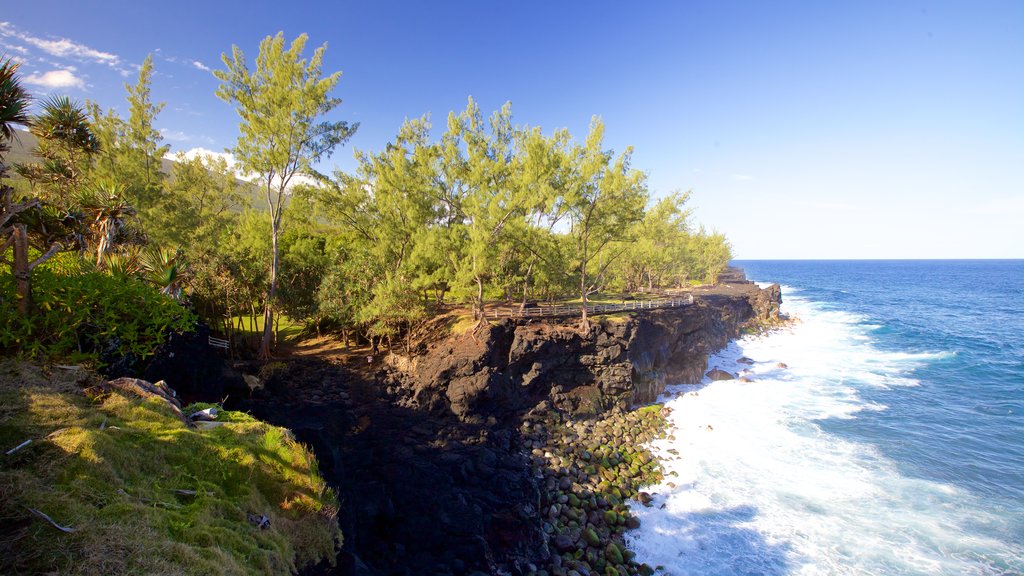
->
[13,225,31,316]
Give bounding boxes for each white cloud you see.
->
[163,147,321,190]
[24,69,85,90]
[0,21,134,76]
[0,21,119,66]
[732,174,754,181]
[166,147,238,168]
[191,60,211,72]
[0,41,29,55]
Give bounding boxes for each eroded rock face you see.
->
[399,281,781,422]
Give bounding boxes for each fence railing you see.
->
[208,335,230,350]
[490,294,694,319]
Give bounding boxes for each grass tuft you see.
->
[0,360,340,575]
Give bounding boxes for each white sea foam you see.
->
[625,288,1024,576]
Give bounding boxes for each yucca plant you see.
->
[76,180,141,266]
[0,56,31,154]
[139,246,188,300]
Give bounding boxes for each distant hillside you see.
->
[3,129,178,177]
[2,129,267,210]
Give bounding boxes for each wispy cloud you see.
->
[0,21,124,68]
[153,48,213,74]
[732,174,754,181]
[0,41,29,55]
[159,128,214,145]
[159,128,191,142]
[24,69,85,90]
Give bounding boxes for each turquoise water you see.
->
[627,260,1024,575]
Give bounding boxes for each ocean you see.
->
[626,260,1024,575]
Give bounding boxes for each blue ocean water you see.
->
[627,260,1024,575]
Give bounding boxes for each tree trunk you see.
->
[12,225,31,316]
[475,275,486,324]
[259,218,279,359]
[519,261,534,312]
[579,245,590,331]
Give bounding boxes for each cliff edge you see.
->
[395,275,782,423]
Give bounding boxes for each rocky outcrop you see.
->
[399,280,781,423]
[238,358,545,576]
[235,272,782,576]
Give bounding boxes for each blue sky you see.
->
[3,1,1022,258]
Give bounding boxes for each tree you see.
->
[449,99,529,321]
[0,56,35,314]
[148,151,245,247]
[215,32,357,357]
[563,118,647,329]
[688,226,732,284]
[16,95,98,207]
[7,94,100,314]
[90,55,169,213]
[613,190,692,291]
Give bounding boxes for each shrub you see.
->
[0,264,196,363]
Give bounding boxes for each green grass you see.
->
[228,314,304,343]
[0,360,340,575]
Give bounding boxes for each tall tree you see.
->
[216,32,357,357]
[124,54,168,197]
[451,99,528,321]
[564,118,647,329]
[90,55,169,216]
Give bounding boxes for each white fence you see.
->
[491,294,694,319]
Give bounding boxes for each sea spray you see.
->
[625,286,1024,575]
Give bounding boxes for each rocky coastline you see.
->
[211,271,782,575]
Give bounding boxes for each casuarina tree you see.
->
[215,32,357,358]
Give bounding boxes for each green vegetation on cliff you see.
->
[0,361,340,575]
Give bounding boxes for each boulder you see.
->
[706,368,735,381]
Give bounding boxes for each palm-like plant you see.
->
[139,246,188,300]
[77,180,141,266]
[1,56,33,227]
[0,56,31,154]
[16,95,99,206]
[0,57,42,315]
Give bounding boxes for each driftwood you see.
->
[5,439,32,455]
[25,507,76,533]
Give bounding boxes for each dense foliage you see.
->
[0,256,196,363]
[2,34,732,356]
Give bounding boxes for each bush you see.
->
[0,265,196,363]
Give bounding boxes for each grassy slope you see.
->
[0,361,340,575]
